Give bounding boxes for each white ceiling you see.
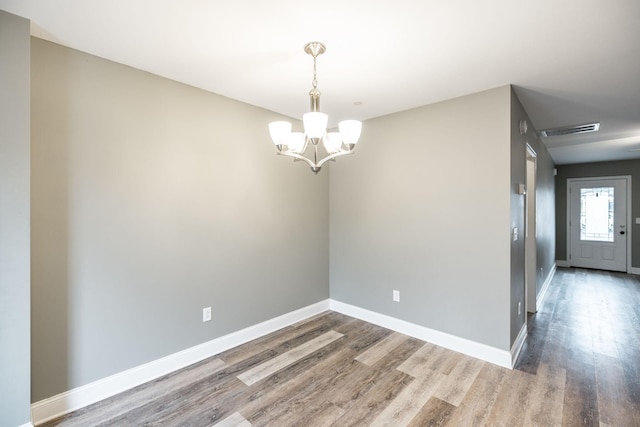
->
[2,0,640,165]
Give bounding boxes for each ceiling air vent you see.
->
[540,122,600,137]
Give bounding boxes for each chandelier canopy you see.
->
[268,42,362,174]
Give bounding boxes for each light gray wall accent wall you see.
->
[0,10,31,427]
[509,89,526,342]
[511,90,556,298]
[31,38,329,402]
[555,159,640,268]
[330,86,512,350]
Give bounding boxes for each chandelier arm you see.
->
[316,150,354,168]
[301,138,310,154]
[277,151,318,169]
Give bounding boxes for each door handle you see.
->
[620,231,626,235]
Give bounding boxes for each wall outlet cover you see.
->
[393,290,400,302]
[203,307,212,322]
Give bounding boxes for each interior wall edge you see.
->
[0,9,32,427]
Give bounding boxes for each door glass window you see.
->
[580,187,614,242]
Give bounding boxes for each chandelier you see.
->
[268,42,362,174]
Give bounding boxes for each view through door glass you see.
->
[579,187,614,242]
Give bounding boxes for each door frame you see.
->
[525,145,537,313]
[566,175,632,273]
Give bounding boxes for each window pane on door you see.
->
[580,187,614,242]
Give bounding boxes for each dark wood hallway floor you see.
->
[42,268,640,426]
[515,267,640,425]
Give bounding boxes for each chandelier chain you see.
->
[312,55,318,89]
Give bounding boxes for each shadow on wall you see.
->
[31,51,72,400]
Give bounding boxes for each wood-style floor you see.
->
[42,268,640,426]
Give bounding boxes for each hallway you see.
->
[516,267,640,425]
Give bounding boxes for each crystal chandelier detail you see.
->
[268,42,362,174]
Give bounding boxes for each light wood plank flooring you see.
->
[42,268,640,426]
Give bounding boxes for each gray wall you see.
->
[0,10,31,427]
[31,39,330,401]
[510,88,556,341]
[555,159,640,268]
[509,90,526,342]
[28,37,561,405]
[330,86,512,350]
[516,97,556,297]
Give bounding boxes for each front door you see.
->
[568,178,628,272]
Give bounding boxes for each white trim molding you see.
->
[31,300,330,426]
[556,260,570,268]
[18,423,34,427]
[631,267,640,275]
[329,299,513,369]
[537,262,557,310]
[511,323,528,367]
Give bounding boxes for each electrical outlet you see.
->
[518,301,522,316]
[393,290,400,302]
[203,307,212,322]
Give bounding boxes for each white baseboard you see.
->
[536,262,556,310]
[329,299,513,369]
[511,323,528,366]
[18,423,34,427]
[556,260,638,275]
[31,300,330,426]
